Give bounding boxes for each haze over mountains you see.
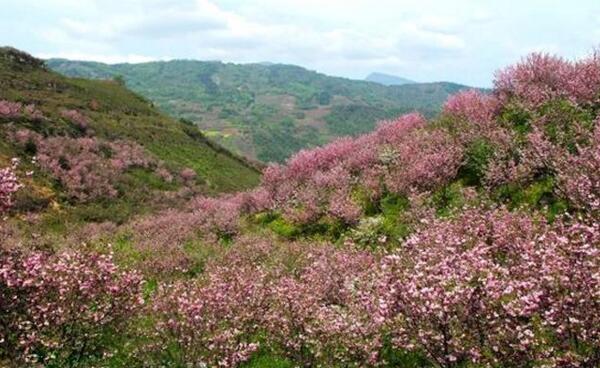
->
[48,58,477,162]
[365,72,415,86]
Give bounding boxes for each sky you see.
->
[1,0,600,87]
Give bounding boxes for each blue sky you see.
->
[1,0,599,87]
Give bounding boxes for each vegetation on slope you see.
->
[0,47,260,228]
[1,49,600,368]
[47,58,475,162]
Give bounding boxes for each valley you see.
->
[48,58,476,162]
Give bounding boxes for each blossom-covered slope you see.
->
[1,50,599,368]
[0,47,260,228]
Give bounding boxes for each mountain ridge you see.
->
[47,57,480,162]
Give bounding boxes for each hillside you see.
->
[365,72,415,85]
[0,47,260,226]
[47,58,475,162]
[2,50,598,368]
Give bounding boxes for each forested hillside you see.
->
[48,58,475,162]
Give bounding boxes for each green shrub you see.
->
[432,181,467,217]
[499,103,532,136]
[459,139,494,185]
[268,217,301,238]
[242,353,294,368]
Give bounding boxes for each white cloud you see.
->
[35,51,163,64]
[3,0,600,86]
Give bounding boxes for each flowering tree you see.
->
[13,130,158,202]
[555,121,600,216]
[376,208,600,367]
[0,160,21,214]
[61,109,90,130]
[0,100,44,121]
[0,100,22,119]
[0,250,144,366]
[150,250,268,367]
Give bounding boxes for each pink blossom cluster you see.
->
[127,208,206,275]
[376,208,600,367]
[0,249,144,365]
[443,89,498,126]
[108,139,155,170]
[13,130,157,202]
[0,100,44,121]
[179,167,197,183]
[189,195,244,238]
[261,113,463,225]
[149,238,381,367]
[439,54,600,218]
[555,121,600,215]
[61,109,90,130]
[494,52,600,109]
[0,160,21,213]
[192,190,272,232]
[151,258,266,366]
[148,210,599,367]
[127,189,270,274]
[0,100,23,119]
[155,167,174,183]
[482,115,600,214]
[262,244,381,366]
[442,89,513,149]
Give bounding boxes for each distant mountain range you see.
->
[365,72,415,86]
[48,59,478,163]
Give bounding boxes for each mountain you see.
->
[0,47,260,225]
[47,58,477,163]
[365,72,415,86]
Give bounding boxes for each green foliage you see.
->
[48,59,477,162]
[241,353,294,368]
[252,120,321,163]
[343,193,412,247]
[539,99,595,152]
[260,213,346,241]
[112,74,126,86]
[459,139,495,185]
[182,240,219,277]
[380,347,433,368]
[325,104,406,137]
[353,187,381,216]
[499,103,532,136]
[492,176,568,221]
[379,193,412,240]
[267,216,301,238]
[432,181,468,217]
[124,168,179,191]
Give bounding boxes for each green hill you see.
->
[0,47,260,226]
[47,58,476,162]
